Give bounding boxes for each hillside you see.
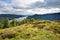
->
[0,12,60,20]
[0,14,25,20]
[0,20,60,40]
[27,13,60,20]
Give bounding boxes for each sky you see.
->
[0,0,60,15]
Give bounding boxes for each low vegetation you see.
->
[0,18,60,40]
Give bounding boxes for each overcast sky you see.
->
[0,0,60,15]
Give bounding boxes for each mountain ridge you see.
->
[0,14,25,20]
[0,12,60,20]
[27,12,60,20]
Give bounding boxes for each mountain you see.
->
[0,14,25,20]
[27,13,60,20]
[0,13,60,20]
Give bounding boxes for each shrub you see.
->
[1,33,16,39]
[49,25,60,34]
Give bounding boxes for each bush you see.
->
[1,33,16,39]
[49,25,60,34]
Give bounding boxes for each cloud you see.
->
[30,0,60,8]
[12,0,45,8]
[45,0,60,7]
[11,0,60,9]
[0,0,60,15]
[30,1,45,8]
[26,8,60,15]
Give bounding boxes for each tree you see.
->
[30,18,35,22]
[11,19,17,27]
[0,23,4,29]
[3,18,10,28]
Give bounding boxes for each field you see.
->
[0,20,60,40]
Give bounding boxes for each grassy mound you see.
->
[0,20,60,40]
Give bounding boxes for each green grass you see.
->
[0,20,60,40]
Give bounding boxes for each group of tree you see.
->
[0,18,35,29]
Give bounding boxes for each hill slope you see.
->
[27,13,60,20]
[0,20,60,40]
[0,14,25,20]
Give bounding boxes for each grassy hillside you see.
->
[0,20,60,40]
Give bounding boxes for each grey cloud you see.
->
[9,0,60,9]
[45,0,60,7]
[30,0,60,8]
[30,1,46,8]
